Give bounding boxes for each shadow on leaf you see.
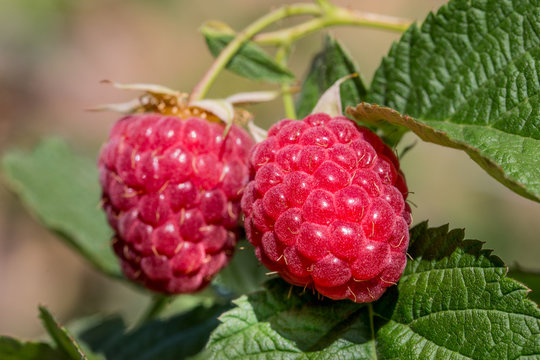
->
[248,278,390,352]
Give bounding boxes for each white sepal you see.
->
[226,91,279,106]
[87,98,142,113]
[100,80,180,96]
[189,99,235,126]
[311,74,357,117]
[247,121,268,143]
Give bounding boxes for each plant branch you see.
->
[368,303,378,360]
[255,7,412,45]
[275,44,297,119]
[190,3,322,101]
[314,0,336,12]
[189,2,412,102]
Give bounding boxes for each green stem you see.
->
[255,7,411,45]
[190,1,412,102]
[368,303,379,360]
[190,3,322,102]
[314,0,335,12]
[275,44,297,119]
[136,295,170,326]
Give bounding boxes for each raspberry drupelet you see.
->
[241,113,411,303]
[99,113,254,294]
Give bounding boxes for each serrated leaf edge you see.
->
[347,103,540,202]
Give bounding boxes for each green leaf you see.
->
[509,266,540,304]
[2,138,121,278]
[0,337,69,360]
[205,223,540,359]
[39,306,91,360]
[366,0,540,201]
[296,35,368,119]
[202,25,295,84]
[78,304,230,360]
[207,279,374,359]
[72,315,127,354]
[348,103,539,201]
[375,222,540,359]
[213,240,269,296]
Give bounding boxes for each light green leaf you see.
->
[205,223,540,359]
[367,0,540,201]
[202,25,295,84]
[0,337,69,360]
[2,138,121,278]
[39,306,91,360]
[296,35,368,119]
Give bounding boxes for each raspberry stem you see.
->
[190,3,321,102]
[254,7,412,45]
[275,43,297,119]
[189,1,412,102]
[368,303,378,359]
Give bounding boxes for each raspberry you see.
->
[242,113,411,303]
[99,113,254,294]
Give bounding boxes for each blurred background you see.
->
[0,0,538,339]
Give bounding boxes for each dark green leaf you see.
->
[375,222,540,359]
[78,304,230,360]
[73,315,127,353]
[2,138,121,278]
[296,35,368,119]
[0,337,69,360]
[39,306,90,360]
[205,223,540,359]
[213,240,269,296]
[207,279,374,359]
[367,0,540,201]
[509,266,540,304]
[202,26,294,84]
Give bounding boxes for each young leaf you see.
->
[367,0,540,202]
[39,306,91,360]
[202,25,295,84]
[2,138,121,278]
[77,304,230,360]
[205,223,540,359]
[348,103,540,202]
[0,337,69,360]
[296,35,368,119]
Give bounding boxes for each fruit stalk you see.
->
[190,1,411,102]
[189,3,321,102]
[275,43,297,119]
[254,7,412,45]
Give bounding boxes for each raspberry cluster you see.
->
[99,113,254,294]
[241,113,411,303]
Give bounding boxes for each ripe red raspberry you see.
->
[241,113,411,303]
[99,113,254,294]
